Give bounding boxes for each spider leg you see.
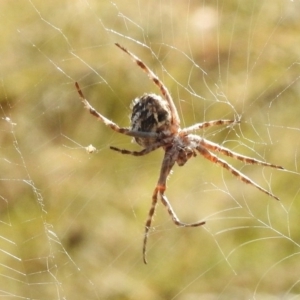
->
[110,142,163,156]
[160,193,206,227]
[143,186,205,264]
[115,43,180,128]
[182,119,237,134]
[143,188,159,264]
[201,139,284,170]
[142,151,205,264]
[75,82,159,140]
[197,145,280,200]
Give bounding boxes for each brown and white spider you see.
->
[75,43,284,264]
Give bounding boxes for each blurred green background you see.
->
[1,0,300,299]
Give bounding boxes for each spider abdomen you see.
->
[131,94,172,147]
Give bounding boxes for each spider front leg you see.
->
[143,187,159,264]
[159,191,206,228]
[142,154,205,264]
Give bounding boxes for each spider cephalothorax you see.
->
[76,43,284,264]
[175,136,198,166]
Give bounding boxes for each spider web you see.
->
[1,0,300,299]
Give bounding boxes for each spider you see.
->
[75,43,284,264]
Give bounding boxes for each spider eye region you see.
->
[176,146,196,166]
[131,94,172,147]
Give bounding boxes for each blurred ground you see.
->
[1,1,300,299]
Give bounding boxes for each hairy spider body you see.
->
[75,43,284,264]
[131,94,172,147]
